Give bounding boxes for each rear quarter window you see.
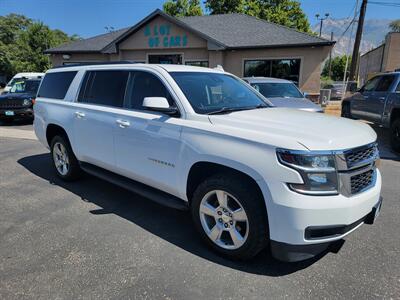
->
[37,71,77,99]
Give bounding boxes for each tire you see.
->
[50,135,81,181]
[191,173,269,260]
[390,118,400,153]
[341,102,352,118]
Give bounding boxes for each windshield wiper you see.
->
[207,104,268,115]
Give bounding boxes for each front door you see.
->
[351,75,381,121]
[148,54,182,64]
[114,70,183,197]
[73,70,129,171]
[367,74,396,122]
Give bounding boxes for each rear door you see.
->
[368,74,396,123]
[73,70,129,170]
[350,76,381,120]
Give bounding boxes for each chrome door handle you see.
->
[75,111,85,118]
[379,97,385,101]
[116,119,130,128]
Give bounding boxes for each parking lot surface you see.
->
[0,123,399,299]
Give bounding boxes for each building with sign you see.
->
[45,9,334,93]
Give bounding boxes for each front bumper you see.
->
[270,196,382,262]
[258,167,382,261]
[0,108,33,119]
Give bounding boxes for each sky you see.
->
[0,0,399,38]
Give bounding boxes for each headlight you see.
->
[277,149,338,195]
[23,99,32,106]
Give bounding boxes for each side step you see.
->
[80,162,188,211]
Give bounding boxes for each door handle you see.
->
[75,111,85,118]
[379,97,385,101]
[116,119,130,128]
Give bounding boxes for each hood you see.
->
[0,93,33,101]
[208,108,376,151]
[267,97,322,112]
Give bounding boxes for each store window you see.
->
[185,61,209,67]
[244,59,301,85]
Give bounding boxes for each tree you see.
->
[204,0,244,14]
[321,55,352,81]
[0,14,78,80]
[389,19,400,32]
[205,0,311,33]
[163,0,203,17]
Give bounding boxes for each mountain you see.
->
[312,18,393,57]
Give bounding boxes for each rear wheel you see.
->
[390,118,400,153]
[191,173,269,260]
[50,135,81,181]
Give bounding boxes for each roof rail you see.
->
[51,61,139,69]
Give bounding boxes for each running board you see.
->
[80,162,188,211]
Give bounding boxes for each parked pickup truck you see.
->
[34,64,382,262]
[342,72,400,152]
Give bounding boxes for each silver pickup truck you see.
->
[342,72,400,152]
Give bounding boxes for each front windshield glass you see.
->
[10,80,40,94]
[170,72,268,114]
[6,78,19,87]
[251,82,303,99]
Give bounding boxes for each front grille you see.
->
[350,170,374,194]
[345,144,377,168]
[0,99,24,109]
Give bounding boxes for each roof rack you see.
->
[51,61,139,69]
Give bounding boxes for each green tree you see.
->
[0,14,78,80]
[204,0,244,14]
[389,19,400,32]
[321,55,352,81]
[205,0,311,33]
[163,0,203,17]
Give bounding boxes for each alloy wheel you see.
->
[52,142,69,176]
[199,190,249,250]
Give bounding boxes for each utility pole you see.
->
[328,32,334,78]
[349,0,368,81]
[316,13,330,37]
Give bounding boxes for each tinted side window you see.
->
[79,70,129,107]
[362,76,381,92]
[127,71,173,110]
[375,75,395,92]
[38,71,77,99]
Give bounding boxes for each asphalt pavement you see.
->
[0,122,399,299]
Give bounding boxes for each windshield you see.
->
[250,82,303,99]
[9,80,40,94]
[170,72,268,114]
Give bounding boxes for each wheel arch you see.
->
[390,107,400,126]
[186,160,266,206]
[46,123,71,148]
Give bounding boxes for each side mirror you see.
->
[303,92,309,98]
[142,97,179,116]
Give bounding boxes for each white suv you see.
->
[34,64,382,262]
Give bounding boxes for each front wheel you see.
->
[390,118,400,153]
[191,174,269,260]
[341,102,352,118]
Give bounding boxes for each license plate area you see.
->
[5,110,15,116]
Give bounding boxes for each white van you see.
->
[3,72,44,94]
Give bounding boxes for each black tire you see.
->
[341,102,352,118]
[50,135,81,181]
[390,118,400,153]
[191,173,269,260]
